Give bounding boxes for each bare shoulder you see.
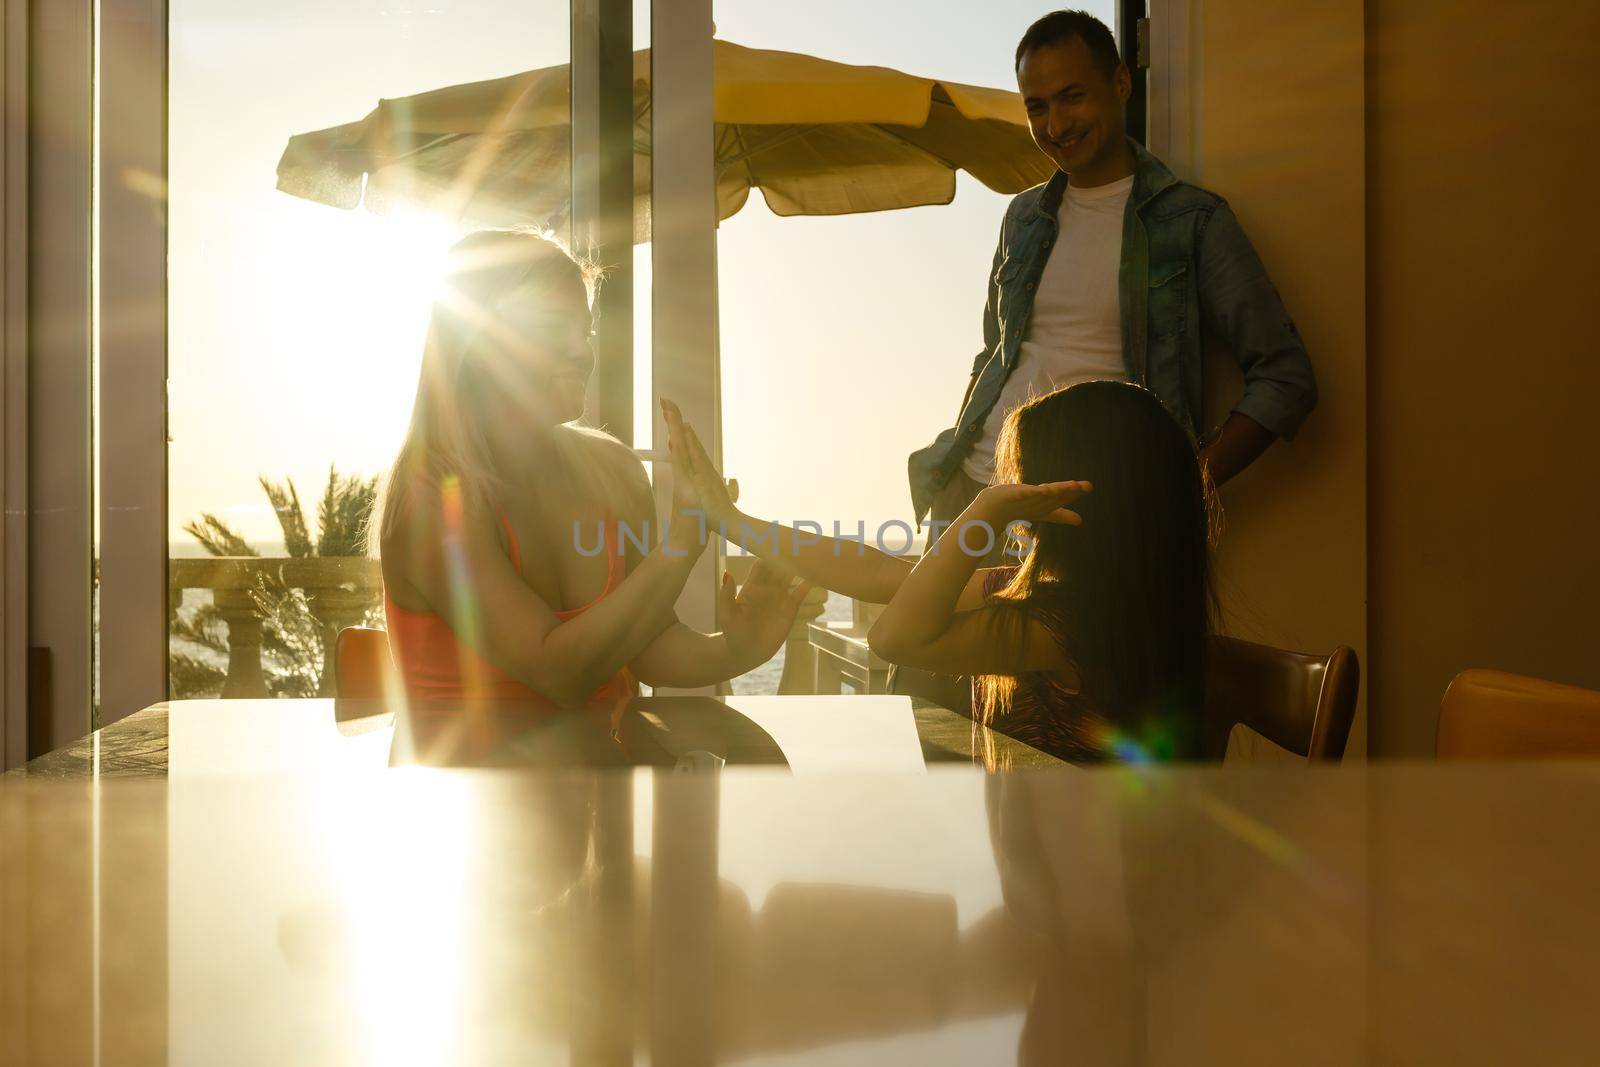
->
[558,426,655,561]
[563,426,652,505]
[568,426,647,481]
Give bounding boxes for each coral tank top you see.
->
[384,511,638,754]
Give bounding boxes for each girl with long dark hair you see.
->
[664,380,1217,765]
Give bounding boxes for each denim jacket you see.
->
[907,140,1317,521]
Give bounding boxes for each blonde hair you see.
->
[369,229,642,558]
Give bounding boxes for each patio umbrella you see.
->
[275,39,1054,241]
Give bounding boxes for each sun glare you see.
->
[329,770,473,1066]
[349,206,460,312]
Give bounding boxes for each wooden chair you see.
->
[1206,636,1360,761]
[1436,669,1600,758]
[334,626,391,703]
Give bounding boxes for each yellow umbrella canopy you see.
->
[275,39,1053,241]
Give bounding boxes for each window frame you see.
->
[1,0,31,769]
[98,0,169,729]
[1144,0,1193,174]
[9,0,95,764]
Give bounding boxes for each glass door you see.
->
[704,0,1116,693]
[19,0,1140,758]
[165,0,575,702]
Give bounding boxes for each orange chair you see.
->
[334,626,392,704]
[1436,669,1600,758]
[1206,636,1361,762]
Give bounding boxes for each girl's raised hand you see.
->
[972,480,1092,528]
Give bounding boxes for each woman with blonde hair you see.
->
[376,230,806,760]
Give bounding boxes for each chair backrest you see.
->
[334,626,391,703]
[1437,669,1600,758]
[1205,636,1360,761]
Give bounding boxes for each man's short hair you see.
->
[1014,10,1123,78]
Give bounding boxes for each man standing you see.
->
[908,10,1317,532]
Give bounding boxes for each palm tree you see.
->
[169,467,381,698]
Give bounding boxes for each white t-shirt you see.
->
[962,173,1133,484]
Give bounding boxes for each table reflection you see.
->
[6,737,1600,1063]
[155,769,1026,1064]
[4,760,1366,1065]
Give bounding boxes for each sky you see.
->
[168,0,1116,547]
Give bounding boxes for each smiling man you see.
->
[907,9,1317,529]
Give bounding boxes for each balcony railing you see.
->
[169,556,382,698]
[806,598,893,695]
[169,553,831,699]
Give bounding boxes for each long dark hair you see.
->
[977,381,1216,762]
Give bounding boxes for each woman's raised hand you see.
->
[658,400,710,560]
[661,399,741,531]
[718,560,813,671]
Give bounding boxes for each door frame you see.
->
[0,0,168,769]
[1144,0,1193,175]
[1,0,30,769]
[98,0,169,728]
[13,0,94,763]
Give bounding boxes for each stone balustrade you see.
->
[169,556,382,698]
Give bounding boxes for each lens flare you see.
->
[440,475,492,752]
